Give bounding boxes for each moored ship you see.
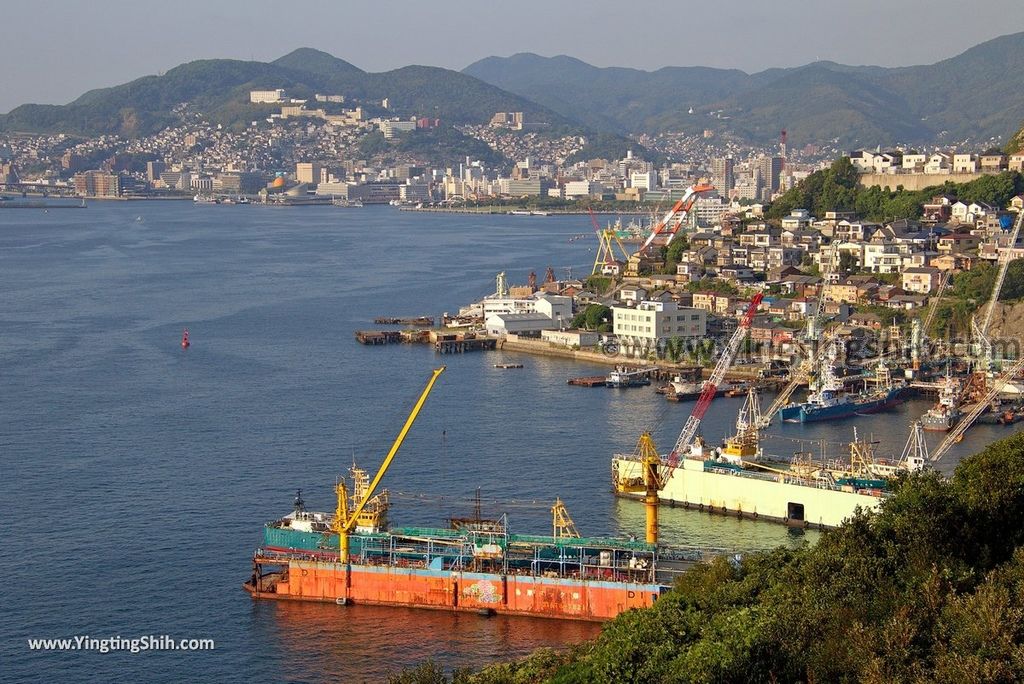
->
[779,351,905,423]
[921,371,962,432]
[247,491,674,621]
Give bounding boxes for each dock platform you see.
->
[568,376,608,387]
[355,330,402,345]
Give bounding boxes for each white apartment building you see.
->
[379,119,417,139]
[863,243,902,274]
[612,301,707,343]
[630,171,654,191]
[952,154,978,173]
[482,293,571,322]
[902,154,926,171]
[564,180,605,199]
[250,89,286,103]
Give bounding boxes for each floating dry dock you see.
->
[244,511,705,621]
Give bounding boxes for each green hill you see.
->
[0,49,574,137]
[464,31,1024,147]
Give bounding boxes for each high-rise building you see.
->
[146,161,166,183]
[711,157,734,195]
[757,156,785,196]
[296,162,323,185]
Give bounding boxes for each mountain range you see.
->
[463,31,1024,148]
[4,33,1024,151]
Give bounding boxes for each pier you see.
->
[373,316,434,326]
[435,337,496,353]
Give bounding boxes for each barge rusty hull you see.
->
[246,558,662,621]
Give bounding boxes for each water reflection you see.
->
[254,598,600,682]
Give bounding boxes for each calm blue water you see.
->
[0,203,1012,682]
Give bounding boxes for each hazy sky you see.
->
[3,0,1023,114]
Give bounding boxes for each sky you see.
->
[2,0,1024,114]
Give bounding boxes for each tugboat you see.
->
[921,369,962,432]
[606,367,652,388]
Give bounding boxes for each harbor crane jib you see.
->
[334,366,445,562]
[669,292,763,463]
[637,183,714,253]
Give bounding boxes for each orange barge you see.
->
[243,497,682,621]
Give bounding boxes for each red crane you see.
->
[669,292,763,464]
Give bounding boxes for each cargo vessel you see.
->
[245,367,696,621]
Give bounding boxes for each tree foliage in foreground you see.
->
[394,431,1024,683]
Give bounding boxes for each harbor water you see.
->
[1,203,1010,682]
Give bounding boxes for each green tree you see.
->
[571,304,612,331]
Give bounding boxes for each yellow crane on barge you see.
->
[332,366,446,563]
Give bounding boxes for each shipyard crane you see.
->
[334,366,446,562]
[931,354,1024,462]
[975,209,1024,370]
[921,271,949,338]
[669,292,763,462]
[758,240,841,428]
[636,184,715,254]
[588,208,629,276]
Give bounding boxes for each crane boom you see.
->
[758,362,811,429]
[339,366,446,561]
[981,209,1024,337]
[638,184,714,253]
[670,293,763,460]
[931,355,1024,461]
[921,271,949,337]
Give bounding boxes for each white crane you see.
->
[931,355,1024,462]
[977,209,1024,369]
[758,240,840,428]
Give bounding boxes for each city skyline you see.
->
[2,0,1023,114]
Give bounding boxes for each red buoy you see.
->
[181,328,190,349]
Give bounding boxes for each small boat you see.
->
[605,368,652,388]
[493,363,523,369]
[181,328,190,349]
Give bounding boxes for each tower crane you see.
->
[966,209,1024,376]
[669,293,763,463]
[912,271,949,372]
[930,355,1024,462]
[334,366,445,562]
